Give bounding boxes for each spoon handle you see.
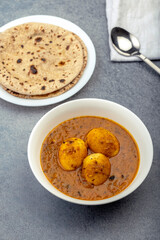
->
[138,54,160,75]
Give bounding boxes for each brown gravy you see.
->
[40,116,140,200]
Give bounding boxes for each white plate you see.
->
[0,15,96,107]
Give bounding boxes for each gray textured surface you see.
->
[0,1,160,240]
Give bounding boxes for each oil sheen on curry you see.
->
[40,116,140,200]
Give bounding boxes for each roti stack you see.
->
[0,22,87,99]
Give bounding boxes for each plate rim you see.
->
[0,15,96,107]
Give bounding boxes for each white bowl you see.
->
[28,98,153,205]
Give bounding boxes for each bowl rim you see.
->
[27,98,153,205]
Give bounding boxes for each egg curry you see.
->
[40,116,140,200]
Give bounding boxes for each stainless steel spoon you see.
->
[111,27,160,74]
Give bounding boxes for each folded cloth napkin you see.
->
[106,0,160,61]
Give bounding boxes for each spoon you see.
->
[111,27,160,75]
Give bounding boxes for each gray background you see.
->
[0,0,160,240]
